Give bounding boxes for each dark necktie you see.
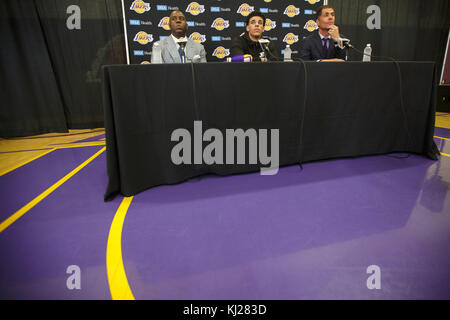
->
[322,38,329,58]
[178,46,184,63]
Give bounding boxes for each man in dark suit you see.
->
[299,5,346,62]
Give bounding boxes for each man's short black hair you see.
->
[246,11,266,26]
[315,5,334,20]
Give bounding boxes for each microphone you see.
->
[339,38,353,48]
[258,38,270,61]
[225,54,253,62]
[257,38,282,61]
[178,40,187,63]
[191,55,201,63]
[258,38,270,50]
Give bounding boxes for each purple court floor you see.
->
[0,128,449,299]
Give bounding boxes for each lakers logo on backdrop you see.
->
[306,0,321,4]
[133,31,153,45]
[237,3,254,16]
[264,0,272,2]
[211,18,230,31]
[283,5,300,18]
[283,33,299,45]
[304,20,318,32]
[186,2,205,15]
[130,0,150,14]
[264,19,276,31]
[189,32,206,43]
[212,47,230,59]
[158,17,170,30]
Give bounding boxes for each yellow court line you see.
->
[434,136,450,158]
[0,147,106,233]
[0,142,106,176]
[52,141,106,149]
[0,148,56,176]
[106,196,135,300]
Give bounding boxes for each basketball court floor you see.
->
[0,113,449,299]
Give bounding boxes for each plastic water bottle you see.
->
[151,41,162,63]
[363,43,372,62]
[284,45,292,62]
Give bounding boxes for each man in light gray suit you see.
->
[151,10,207,63]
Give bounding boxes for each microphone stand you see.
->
[343,42,352,61]
[258,42,268,61]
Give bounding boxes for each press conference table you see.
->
[102,61,439,200]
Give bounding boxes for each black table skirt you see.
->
[102,61,439,201]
